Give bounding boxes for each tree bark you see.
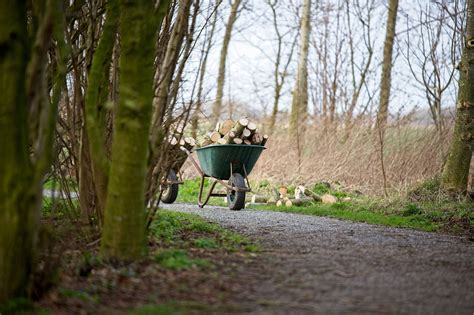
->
[211,0,242,126]
[100,0,170,260]
[376,0,399,131]
[290,0,311,136]
[441,0,474,192]
[83,0,119,216]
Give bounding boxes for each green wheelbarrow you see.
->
[185,144,265,210]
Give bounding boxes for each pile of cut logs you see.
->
[201,118,268,147]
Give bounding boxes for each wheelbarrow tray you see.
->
[195,144,265,180]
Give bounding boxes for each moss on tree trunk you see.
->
[441,0,474,192]
[0,0,38,302]
[100,0,169,260]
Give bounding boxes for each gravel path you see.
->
[163,203,474,314]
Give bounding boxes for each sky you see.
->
[178,0,463,122]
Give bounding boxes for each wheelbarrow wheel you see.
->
[161,169,179,204]
[227,173,246,210]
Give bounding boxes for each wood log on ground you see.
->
[276,200,283,207]
[251,195,269,203]
[297,185,322,202]
[219,119,235,135]
[291,198,313,207]
[285,199,293,207]
[321,194,337,204]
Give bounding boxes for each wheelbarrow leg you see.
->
[198,176,218,208]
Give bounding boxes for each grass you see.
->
[148,210,258,270]
[251,177,474,236]
[154,249,210,270]
[129,303,181,315]
[176,177,227,206]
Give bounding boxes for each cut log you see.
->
[230,118,248,137]
[251,133,263,145]
[247,122,257,133]
[201,138,213,147]
[261,134,269,146]
[279,186,288,198]
[209,131,221,142]
[233,138,243,144]
[243,139,251,145]
[285,199,293,207]
[242,128,252,139]
[251,195,269,203]
[219,119,235,135]
[276,200,283,207]
[321,194,337,204]
[217,138,227,145]
[291,198,313,207]
[224,131,236,144]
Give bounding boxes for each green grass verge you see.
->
[148,210,258,270]
[175,178,227,206]
[253,179,474,235]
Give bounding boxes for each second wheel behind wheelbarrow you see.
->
[227,173,246,210]
[161,169,179,204]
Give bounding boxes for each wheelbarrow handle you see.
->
[180,146,204,176]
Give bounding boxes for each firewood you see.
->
[233,138,243,144]
[285,199,293,207]
[291,198,313,207]
[276,200,283,207]
[224,131,236,144]
[242,128,251,139]
[261,134,269,146]
[209,131,221,143]
[251,133,263,145]
[201,138,213,147]
[219,119,234,135]
[251,195,268,203]
[243,139,251,145]
[230,118,248,137]
[217,138,227,145]
[247,122,257,133]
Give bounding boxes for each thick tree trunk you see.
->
[290,0,311,136]
[376,0,399,131]
[442,0,474,192]
[0,0,37,302]
[100,0,169,260]
[211,0,242,126]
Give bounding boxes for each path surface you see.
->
[163,203,474,314]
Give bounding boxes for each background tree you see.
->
[211,0,243,126]
[441,0,474,192]
[290,0,311,135]
[376,0,399,132]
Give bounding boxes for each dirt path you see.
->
[162,203,474,314]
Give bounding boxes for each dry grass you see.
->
[182,119,454,196]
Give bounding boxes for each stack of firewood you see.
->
[200,118,268,147]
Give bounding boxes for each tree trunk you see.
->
[290,0,311,136]
[100,0,169,260]
[0,0,37,302]
[442,0,474,192]
[211,0,242,126]
[376,0,399,131]
[83,0,119,214]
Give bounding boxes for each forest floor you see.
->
[162,203,474,314]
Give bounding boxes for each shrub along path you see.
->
[163,203,474,314]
